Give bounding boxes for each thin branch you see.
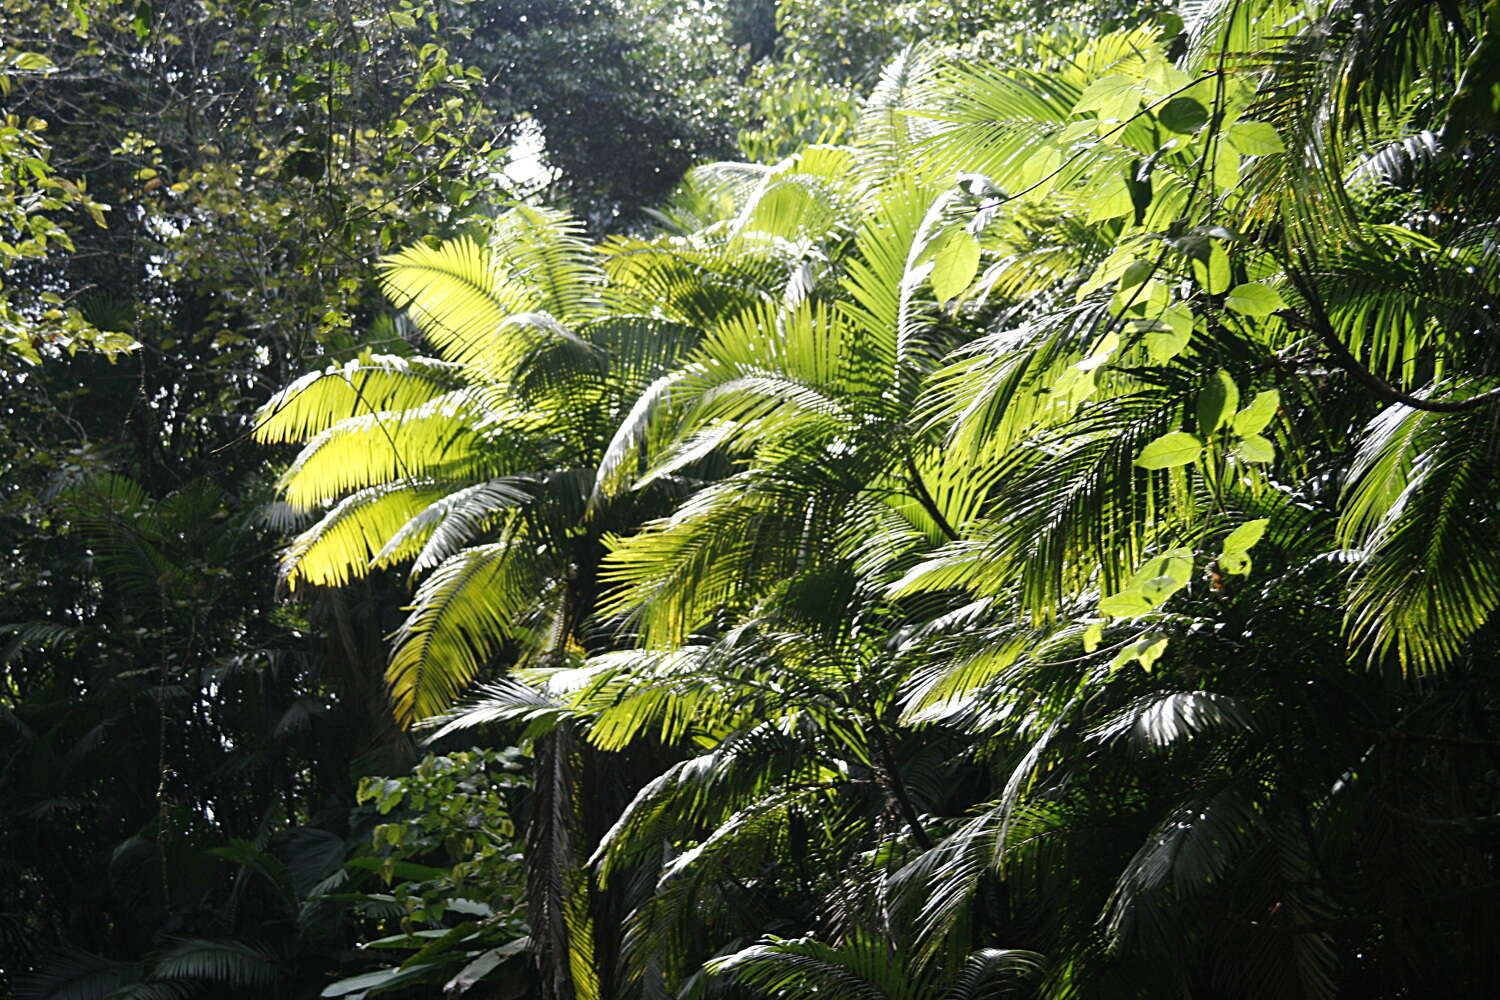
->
[1281,261,1500,413]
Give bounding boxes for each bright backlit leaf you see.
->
[1191,243,1231,294]
[1220,518,1269,556]
[1136,431,1203,469]
[1224,282,1286,317]
[1214,148,1241,191]
[1100,590,1155,617]
[1232,390,1280,435]
[1216,517,1269,575]
[931,230,980,302]
[1112,634,1169,672]
[1226,120,1286,155]
[1234,434,1275,463]
[1085,171,1135,221]
[1074,75,1142,121]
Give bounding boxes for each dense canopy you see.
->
[4,1,1500,998]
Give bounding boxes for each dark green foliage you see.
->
[9,2,1500,1000]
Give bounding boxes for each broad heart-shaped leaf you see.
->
[1212,146,1240,191]
[1217,517,1269,576]
[1225,120,1285,155]
[1018,143,1064,197]
[1144,324,1191,362]
[931,230,980,302]
[1159,96,1208,133]
[1161,301,1194,338]
[1078,248,1137,299]
[1100,590,1155,617]
[1119,259,1154,290]
[1058,119,1099,143]
[1142,302,1195,361]
[1196,370,1239,436]
[1136,431,1203,469]
[1232,390,1280,435]
[1219,518,1269,556]
[1112,634,1169,673]
[1073,74,1142,120]
[1224,282,1286,317]
[1132,549,1193,601]
[1220,550,1251,574]
[1234,434,1275,463]
[1102,548,1194,617]
[1084,171,1135,222]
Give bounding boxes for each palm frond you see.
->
[386,542,552,726]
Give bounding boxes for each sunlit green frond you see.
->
[1085,691,1255,751]
[386,542,553,726]
[600,233,787,329]
[1340,396,1500,671]
[599,474,809,646]
[418,676,574,743]
[591,717,821,882]
[857,44,942,184]
[645,161,773,235]
[282,479,450,589]
[838,181,945,401]
[561,646,740,751]
[731,146,860,244]
[276,393,504,510]
[488,205,605,323]
[376,476,534,575]
[380,236,533,372]
[251,354,467,444]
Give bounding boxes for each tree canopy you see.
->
[4,0,1500,998]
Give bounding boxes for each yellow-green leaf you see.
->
[1232,390,1280,435]
[1100,590,1154,617]
[1112,634,1169,672]
[1136,431,1203,469]
[1191,243,1231,294]
[1073,74,1141,121]
[1234,434,1275,463]
[1224,282,1285,317]
[1220,518,1269,556]
[1226,120,1285,155]
[931,230,980,302]
[1084,171,1135,222]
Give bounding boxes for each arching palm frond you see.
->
[487,204,606,324]
[252,354,468,444]
[280,479,452,588]
[272,393,505,511]
[380,234,534,374]
[386,541,554,726]
[13,950,141,1000]
[644,160,773,235]
[1340,398,1500,671]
